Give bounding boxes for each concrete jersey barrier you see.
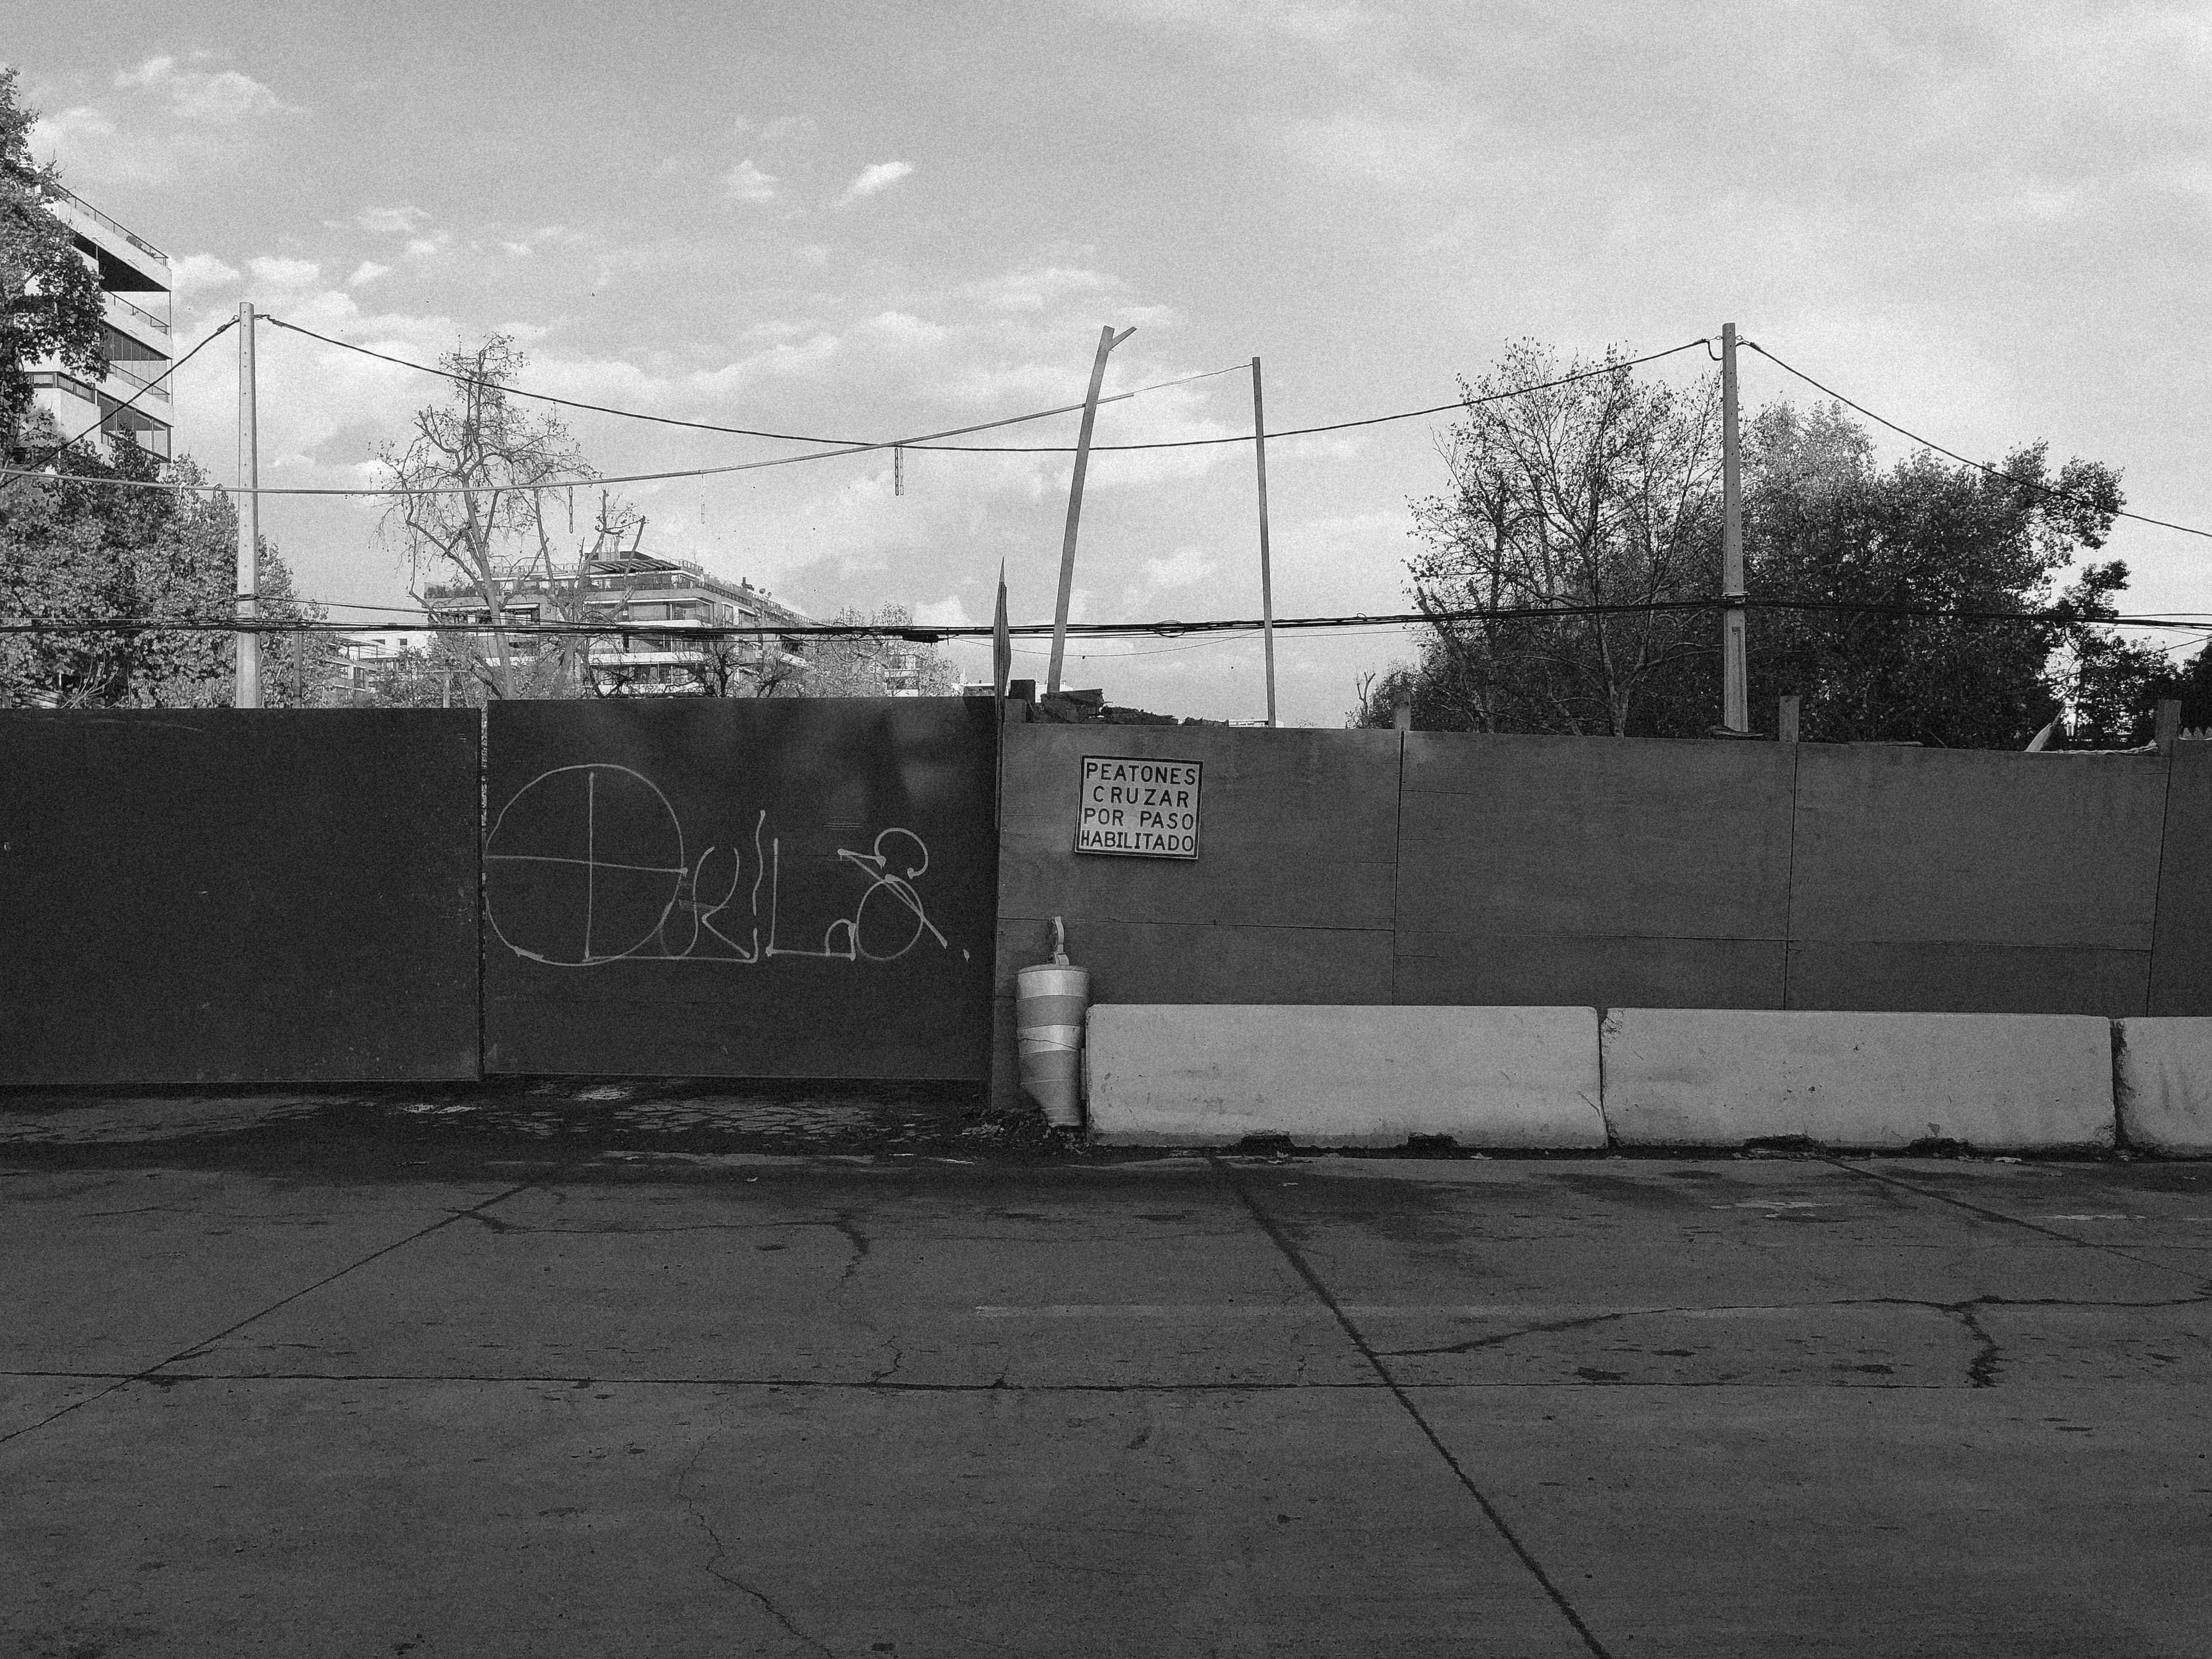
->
[1601,1008,2116,1152]
[1084,1004,1604,1148]
[2115,1018,2212,1154]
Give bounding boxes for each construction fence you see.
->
[1,703,2203,1086]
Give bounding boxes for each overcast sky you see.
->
[14,1,2211,724]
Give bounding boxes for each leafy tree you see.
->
[2152,642,2212,734]
[1357,354,2149,748]
[1740,402,2127,748]
[1392,341,1723,737]
[381,335,625,700]
[1,68,106,443]
[1,411,328,707]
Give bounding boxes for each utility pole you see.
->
[1047,323,1134,696]
[235,299,262,709]
[1251,358,1278,728]
[1721,321,1746,733]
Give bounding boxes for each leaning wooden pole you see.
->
[1046,323,1133,696]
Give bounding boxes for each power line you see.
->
[9,595,2209,641]
[1743,340,2212,542]
[0,335,1718,495]
[263,313,1249,447]
[926,339,1718,452]
[265,316,1710,455]
[3,317,238,486]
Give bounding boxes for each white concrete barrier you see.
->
[1085,1005,1604,1148]
[1601,1009,2115,1151]
[2116,1018,2212,1155]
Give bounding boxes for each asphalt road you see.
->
[5,1088,2210,1657]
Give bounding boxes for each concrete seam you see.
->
[0,1165,566,1448]
[1781,737,1801,1009]
[1390,726,1406,1006]
[1825,1158,2207,1281]
[1209,1155,1616,1659]
[2144,740,2180,1017]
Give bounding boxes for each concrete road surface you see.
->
[4,1092,2210,1657]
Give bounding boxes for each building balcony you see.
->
[51,184,171,268]
[100,358,171,401]
[105,292,170,339]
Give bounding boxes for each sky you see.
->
[13,0,2212,725]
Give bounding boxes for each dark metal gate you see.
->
[481,698,999,1078]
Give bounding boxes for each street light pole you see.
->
[1721,321,1746,733]
[235,299,262,709]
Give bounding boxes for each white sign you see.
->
[1075,756,1202,859]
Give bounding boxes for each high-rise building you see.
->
[25,185,175,460]
[423,551,816,695]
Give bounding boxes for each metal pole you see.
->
[1047,323,1134,696]
[1251,357,1278,728]
[1721,321,1746,732]
[235,299,262,708]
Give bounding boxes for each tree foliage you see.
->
[1,69,106,443]
[0,412,327,707]
[1738,401,2128,747]
[1358,343,2157,749]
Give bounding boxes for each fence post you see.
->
[2157,698,2182,756]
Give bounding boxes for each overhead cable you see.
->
[2,317,238,487]
[9,595,2209,641]
[263,313,1249,446]
[1743,341,2212,542]
[1,335,1718,497]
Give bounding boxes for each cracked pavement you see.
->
[4,1093,2212,1656]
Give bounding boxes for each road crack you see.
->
[675,1430,833,1656]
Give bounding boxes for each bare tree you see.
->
[1402,342,1722,736]
[380,336,628,700]
[803,604,959,697]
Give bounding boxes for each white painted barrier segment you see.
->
[1601,1009,2115,1151]
[1084,1005,1604,1148]
[2116,1019,2212,1155]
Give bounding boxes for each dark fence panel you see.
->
[482,698,998,1078]
[0,709,480,1084]
[2150,741,2212,1016]
[1786,746,2164,1016]
[1395,733,1794,1009]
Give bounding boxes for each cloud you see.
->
[356,204,431,237]
[247,255,323,293]
[724,159,778,204]
[114,55,300,123]
[345,260,391,287]
[838,161,914,204]
[27,103,116,155]
[1122,546,1215,604]
[172,252,242,294]
[912,596,974,627]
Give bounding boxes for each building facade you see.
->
[26,185,175,460]
[422,552,815,695]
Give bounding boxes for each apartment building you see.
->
[423,551,815,695]
[26,185,175,460]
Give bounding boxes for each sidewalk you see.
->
[5,1091,2211,1657]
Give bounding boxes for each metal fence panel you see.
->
[0,709,481,1083]
[483,698,998,1078]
